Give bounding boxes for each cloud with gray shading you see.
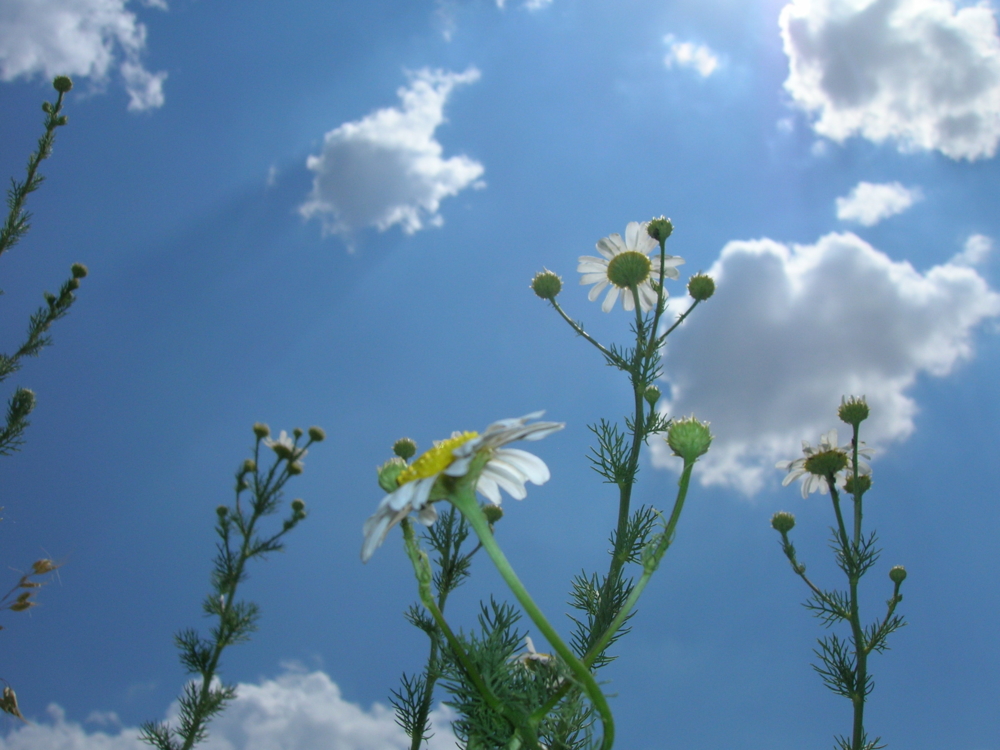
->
[0,670,457,750]
[951,233,992,267]
[835,181,922,226]
[779,0,1000,160]
[0,0,167,111]
[651,231,1000,495]
[300,68,484,243]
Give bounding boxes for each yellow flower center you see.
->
[396,431,479,486]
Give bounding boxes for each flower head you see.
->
[578,221,684,313]
[776,429,873,498]
[361,412,563,562]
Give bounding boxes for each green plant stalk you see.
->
[448,485,615,750]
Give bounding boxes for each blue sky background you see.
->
[1,0,999,748]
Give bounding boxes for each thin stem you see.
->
[548,298,621,366]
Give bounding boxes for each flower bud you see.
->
[55,115,68,126]
[643,385,661,407]
[291,499,306,514]
[308,426,326,442]
[293,427,304,440]
[242,458,256,474]
[67,277,80,290]
[838,395,869,426]
[531,270,562,300]
[889,565,907,584]
[647,216,674,243]
[71,263,88,278]
[42,102,53,114]
[216,505,229,517]
[53,76,73,93]
[804,449,848,477]
[393,438,417,461]
[287,461,304,475]
[378,457,407,492]
[31,559,57,575]
[482,504,504,524]
[771,511,796,534]
[687,274,715,301]
[844,473,871,496]
[666,416,713,462]
[253,422,270,439]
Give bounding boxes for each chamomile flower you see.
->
[777,429,873,498]
[361,412,563,562]
[264,430,307,471]
[578,221,684,313]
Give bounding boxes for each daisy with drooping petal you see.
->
[777,429,873,498]
[578,221,684,313]
[361,412,563,562]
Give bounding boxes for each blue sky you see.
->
[1,0,999,748]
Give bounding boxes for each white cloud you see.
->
[300,68,484,242]
[835,181,923,226]
[497,0,552,8]
[0,670,456,750]
[951,233,992,266]
[652,231,1000,494]
[0,0,167,111]
[663,35,720,77]
[779,0,1000,160]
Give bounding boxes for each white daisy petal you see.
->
[480,463,529,500]
[602,286,620,312]
[588,279,608,301]
[476,474,503,505]
[492,448,550,484]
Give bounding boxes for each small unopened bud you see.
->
[308,426,326,442]
[291,498,306,514]
[31,559,57,575]
[531,270,562,300]
[55,115,68,126]
[287,461,304,475]
[216,505,229,517]
[293,427,304,440]
[838,395,869,426]
[378,457,407,492]
[67,277,80,290]
[236,478,249,492]
[644,385,661,407]
[253,422,270,439]
[393,438,417,461]
[71,263,88,278]
[804,450,848,477]
[844,473,872,496]
[666,416,713,462]
[889,565,907,584]
[771,511,796,534]
[242,458,256,474]
[647,216,674,243]
[482,504,504,525]
[687,274,715,301]
[53,76,73,93]
[42,102,53,114]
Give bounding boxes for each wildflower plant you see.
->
[366,218,714,749]
[773,397,906,750]
[140,423,323,750]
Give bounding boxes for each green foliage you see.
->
[140,424,319,750]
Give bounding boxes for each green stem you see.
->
[548,298,621,366]
[449,487,616,750]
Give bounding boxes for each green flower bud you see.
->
[308,426,326,442]
[889,565,907,584]
[666,416,713,462]
[67,277,80,290]
[771,511,796,534]
[606,251,652,289]
[804,449,848,477]
[287,461,304,475]
[378,457,407,492]
[271,443,293,460]
[216,505,229,517]
[236,479,249,492]
[838,395,869,426]
[242,458,256,474]
[647,216,674,243]
[531,270,562,300]
[687,273,715,301]
[52,76,73,93]
[482,504,504,524]
[42,102,53,114]
[844,473,872,496]
[393,438,417,461]
[71,263,88,278]
[293,427,304,440]
[55,115,68,126]
[644,385,661,407]
[253,422,270,439]
[291,499,306,514]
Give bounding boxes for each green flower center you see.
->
[606,251,652,289]
[397,431,479,485]
[804,449,848,477]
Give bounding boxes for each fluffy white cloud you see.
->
[652,231,1000,494]
[496,0,552,9]
[951,233,992,266]
[835,181,923,226]
[0,670,456,750]
[663,35,719,77]
[0,0,166,111]
[779,0,1000,160]
[300,68,484,242]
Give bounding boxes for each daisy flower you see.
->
[264,430,307,471]
[777,429,873,498]
[578,221,684,313]
[361,412,563,562]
